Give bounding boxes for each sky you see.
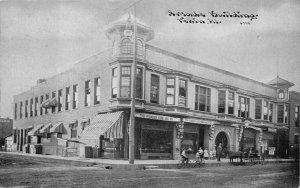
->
[0,0,299,118]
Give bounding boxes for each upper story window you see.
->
[255,99,262,120]
[269,103,274,122]
[178,79,187,107]
[30,99,33,117]
[45,93,49,114]
[121,38,133,54]
[94,78,101,105]
[52,91,56,113]
[277,104,288,123]
[278,89,285,99]
[34,97,38,116]
[166,78,175,105]
[66,87,70,110]
[238,96,250,118]
[136,68,143,99]
[85,80,91,106]
[25,100,28,118]
[218,90,226,113]
[58,90,62,112]
[14,103,17,120]
[137,40,143,56]
[40,96,43,115]
[228,91,234,115]
[70,122,78,139]
[295,106,299,127]
[120,66,131,98]
[73,85,78,109]
[150,74,160,103]
[111,68,118,98]
[19,102,23,119]
[263,101,269,120]
[195,86,211,112]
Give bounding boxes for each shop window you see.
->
[178,79,187,107]
[137,40,143,56]
[19,102,23,119]
[136,68,143,99]
[111,67,118,98]
[263,101,268,120]
[85,80,91,106]
[65,87,70,110]
[73,85,78,109]
[238,96,250,118]
[45,93,49,114]
[277,104,284,123]
[255,99,262,120]
[120,66,131,97]
[141,129,172,153]
[25,100,28,118]
[58,90,62,112]
[218,90,226,113]
[94,78,101,105]
[195,86,211,112]
[295,106,299,127]
[121,38,133,54]
[150,74,160,103]
[34,97,38,116]
[269,103,274,122]
[40,96,43,115]
[228,91,234,115]
[166,78,175,105]
[52,91,56,113]
[14,103,17,120]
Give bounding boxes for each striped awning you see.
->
[50,122,63,133]
[28,124,44,136]
[80,111,123,140]
[40,123,52,133]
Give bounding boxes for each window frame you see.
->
[195,85,211,112]
[25,100,28,118]
[94,78,101,105]
[40,96,43,115]
[84,80,91,107]
[73,84,78,109]
[255,99,262,120]
[150,74,160,103]
[120,38,133,54]
[120,66,131,98]
[218,90,226,114]
[111,67,118,98]
[65,87,70,110]
[178,79,187,107]
[51,91,56,113]
[166,77,175,105]
[19,101,23,119]
[295,106,299,127]
[58,90,62,112]
[238,96,250,118]
[228,91,234,115]
[34,97,38,116]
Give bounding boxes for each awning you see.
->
[41,98,57,108]
[28,124,44,136]
[243,124,261,131]
[50,122,63,133]
[40,123,52,133]
[80,111,123,140]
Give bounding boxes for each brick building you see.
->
[12,14,298,159]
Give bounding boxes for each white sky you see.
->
[0,0,300,118]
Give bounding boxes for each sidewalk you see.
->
[0,151,296,170]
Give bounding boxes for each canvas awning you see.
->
[27,124,44,136]
[80,111,123,140]
[40,123,52,133]
[50,122,63,133]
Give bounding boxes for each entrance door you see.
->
[215,132,228,150]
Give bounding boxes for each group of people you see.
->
[181,143,223,163]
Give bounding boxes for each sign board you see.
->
[269,147,275,155]
[183,118,212,125]
[268,128,277,133]
[135,113,180,122]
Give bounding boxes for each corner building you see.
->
[12,14,297,160]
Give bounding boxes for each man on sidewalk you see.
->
[216,143,222,162]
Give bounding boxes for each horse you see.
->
[223,149,244,163]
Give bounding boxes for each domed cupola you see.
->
[105,13,154,59]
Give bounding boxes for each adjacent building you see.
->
[12,14,299,160]
[0,118,13,150]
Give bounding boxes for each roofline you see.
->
[146,44,276,90]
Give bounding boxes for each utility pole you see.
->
[129,2,137,164]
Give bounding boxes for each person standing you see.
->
[216,143,223,162]
[204,148,209,160]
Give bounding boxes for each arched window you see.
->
[137,40,143,56]
[121,38,133,54]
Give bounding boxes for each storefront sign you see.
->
[269,147,275,155]
[268,128,277,133]
[135,113,180,122]
[183,118,212,125]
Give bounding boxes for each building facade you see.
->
[12,14,298,160]
[0,118,13,150]
[289,91,300,158]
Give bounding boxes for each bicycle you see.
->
[177,158,205,169]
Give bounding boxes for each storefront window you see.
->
[255,99,262,119]
[141,129,172,153]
